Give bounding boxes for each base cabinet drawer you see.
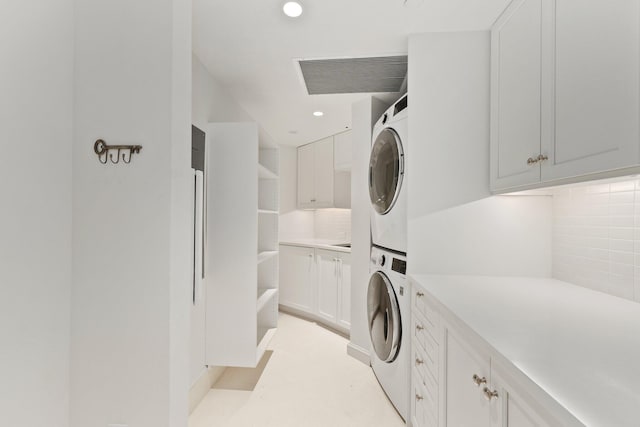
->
[413,376,437,427]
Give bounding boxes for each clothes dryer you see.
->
[370,95,408,254]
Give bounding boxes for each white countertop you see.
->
[410,274,640,427]
[280,239,351,253]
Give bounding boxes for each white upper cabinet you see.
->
[297,143,316,209]
[546,0,640,180]
[297,135,350,209]
[490,0,543,190]
[491,0,640,192]
[334,130,353,171]
[313,137,335,208]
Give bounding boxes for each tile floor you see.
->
[189,312,406,427]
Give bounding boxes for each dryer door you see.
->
[367,271,401,362]
[369,128,404,215]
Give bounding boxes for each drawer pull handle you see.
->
[527,156,539,165]
[537,154,548,162]
[415,357,424,366]
[483,387,499,401]
[416,324,424,331]
[415,393,424,401]
[472,374,487,386]
[416,291,424,297]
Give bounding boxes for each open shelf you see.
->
[257,288,278,312]
[206,122,279,369]
[258,251,278,264]
[257,327,277,350]
[258,164,278,180]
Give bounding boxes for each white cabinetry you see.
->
[548,0,639,181]
[297,137,334,209]
[410,278,580,427]
[279,245,315,313]
[297,134,350,209]
[491,0,640,192]
[279,244,350,333]
[206,122,279,368]
[490,0,543,189]
[334,130,353,171]
[316,249,351,329]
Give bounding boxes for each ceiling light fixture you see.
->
[283,2,303,17]
[313,111,324,117]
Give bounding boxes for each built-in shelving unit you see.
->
[206,122,279,368]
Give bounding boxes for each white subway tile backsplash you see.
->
[552,178,640,303]
[314,209,352,241]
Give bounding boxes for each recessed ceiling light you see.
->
[283,2,303,17]
[313,111,324,117]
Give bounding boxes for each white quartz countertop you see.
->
[410,274,640,427]
[279,239,351,253]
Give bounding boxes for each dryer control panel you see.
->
[392,258,407,275]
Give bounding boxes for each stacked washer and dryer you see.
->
[366,94,410,421]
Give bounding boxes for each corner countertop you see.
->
[279,239,351,253]
[410,274,640,427]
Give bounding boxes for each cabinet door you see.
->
[279,245,315,313]
[544,0,640,181]
[334,130,353,171]
[490,0,543,190]
[297,143,315,208]
[316,249,338,323]
[336,253,351,330]
[313,137,335,208]
[445,327,492,427]
[491,367,559,427]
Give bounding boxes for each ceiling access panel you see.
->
[298,56,408,95]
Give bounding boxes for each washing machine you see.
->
[367,246,410,421]
[370,94,408,254]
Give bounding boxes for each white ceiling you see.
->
[193,0,510,146]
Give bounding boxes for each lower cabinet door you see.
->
[316,249,338,323]
[279,245,315,313]
[337,253,351,330]
[445,327,493,427]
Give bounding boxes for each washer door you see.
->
[367,271,401,363]
[369,128,404,215]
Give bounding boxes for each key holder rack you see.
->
[94,139,143,164]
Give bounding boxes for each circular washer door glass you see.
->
[367,271,401,362]
[369,128,404,215]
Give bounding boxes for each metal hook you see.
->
[94,139,143,165]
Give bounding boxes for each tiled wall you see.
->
[314,209,352,242]
[552,179,640,302]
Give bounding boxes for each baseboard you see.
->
[278,305,350,338]
[347,342,370,366]
[188,365,227,414]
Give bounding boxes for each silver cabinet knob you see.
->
[415,357,424,366]
[416,291,424,297]
[416,324,424,331]
[527,156,539,165]
[537,154,548,162]
[472,374,487,386]
[415,393,423,401]
[483,387,499,401]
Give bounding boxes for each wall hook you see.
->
[94,139,142,165]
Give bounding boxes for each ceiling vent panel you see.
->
[298,55,408,95]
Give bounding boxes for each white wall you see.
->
[0,1,73,426]
[552,178,640,301]
[71,1,191,426]
[407,32,551,277]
